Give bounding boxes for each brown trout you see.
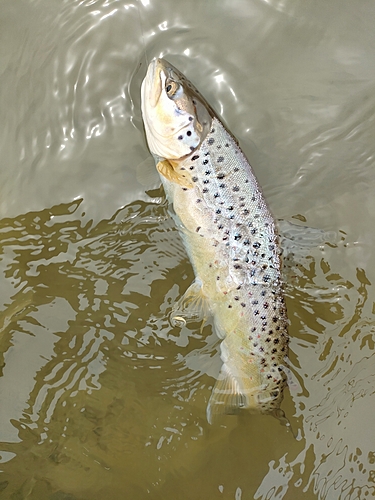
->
[141,58,289,423]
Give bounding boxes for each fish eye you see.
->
[165,81,179,96]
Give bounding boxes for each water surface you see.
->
[1,0,375,498]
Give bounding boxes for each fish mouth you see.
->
[144,58,169,108]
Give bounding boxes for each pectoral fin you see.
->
[206,364,247,424]
[156,160,193,188]
[171,279,210,327]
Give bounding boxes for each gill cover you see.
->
[141,58,212,160]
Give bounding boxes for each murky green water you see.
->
[1,0,375,498]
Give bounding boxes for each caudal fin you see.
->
[206,364,246,424]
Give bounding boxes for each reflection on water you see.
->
[1,0,375,498]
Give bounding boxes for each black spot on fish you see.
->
[243,209,249,215]
[251,196,256,202]
[187,131,192,136]
[263,275,270,283]
[241,303,246,307]
[234,167,239,172]
[189,116,193,121]
[196,226,201,232]
[189,166,194,170]
[190,146,195,151]
[203,179,209,184]
[217,173,225,179]
[234,264,241,269]
[244,239,250,245]
[227,206,233,211]
[228,305,232,308]
[233,186,240,192]
[218,224,223,229]
[211,128,215,133]
[251,327,256,332]
[216,209,221,214]
[178,135,183,140]
[196,199,202,203]
[234,296,239,301]
[217,156,224,162]
[191,155,199,161]
[254,310,259,315]
[252,300,258,305]
[234,234,241,240]
[225,143,230,147]
[203,159,209,165]
[216,276,220,280]
[208,138,215,145]
[182,188,187,191]
[205,170,211,175]
[214,193,220,198]
[203,188,208,193]
[251,228,257,235]
[192,176,198,182]
[263,303,269,309]
[253,242,261,249]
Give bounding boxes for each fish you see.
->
[141,58,289,424]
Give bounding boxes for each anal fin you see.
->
[206,364,246,424]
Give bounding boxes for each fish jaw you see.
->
[141,58,212,160]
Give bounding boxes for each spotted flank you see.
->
[141,58,289,424]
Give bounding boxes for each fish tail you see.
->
[206,364,247,424]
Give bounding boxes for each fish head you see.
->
[141,58,212,160]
